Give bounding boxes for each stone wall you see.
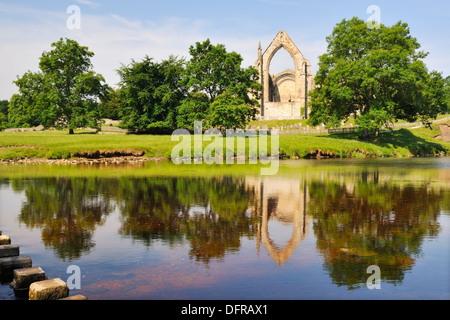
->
[246,122,347,135]
[259,102,304,120]
[4,125,44,133]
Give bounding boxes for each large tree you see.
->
[39,38,107,134]
[444,76,450,113]
[0,100,8,131]
[209,90,258,130]
[178,39,261,129]
[118,55,186,134]
[99,86,124,120]
[10,38,107,134]
[309,18,447,138]
[9,71,54,128]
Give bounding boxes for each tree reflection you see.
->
[14,175,258,264]
[117,176,257,263]
[308,171,443,289]
[15,178,114,261]
[9,164,447,286]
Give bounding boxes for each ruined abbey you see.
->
[254,30,315,120]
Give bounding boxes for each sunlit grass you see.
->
[0,123,448,160]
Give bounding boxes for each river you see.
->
[0,158,449,300]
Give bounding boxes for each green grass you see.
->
[0,123,448,161]
[0,130,178,160]
[248,113,450,129]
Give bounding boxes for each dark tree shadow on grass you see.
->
[324,129,446,156]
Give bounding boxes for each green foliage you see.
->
[1,123,447,161]
[99,87,123,120]
[9,72,53,128]
[0,100,8,131]
[118,55,186,134]
[176,92,210,131]
[178,39,261,129]
[355,108,391,137]
[309,17,447,138]
[209,90,257,129]
[444,76,450,113]
[9,38,107,134]
[182,39,242,101]
[7,94,31,128]
[39,38,107,133]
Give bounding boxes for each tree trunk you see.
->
[361,128,369,140]
[69,128,74,135]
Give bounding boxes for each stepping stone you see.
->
[29,278,69,300]
[10,267,46,296]
[0,244,20,258]
[0,255,32,278]
[0,235,11,245]
[60,294,87,300]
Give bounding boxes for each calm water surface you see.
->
[0,158,449,300]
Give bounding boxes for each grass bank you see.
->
[0,123,448,161]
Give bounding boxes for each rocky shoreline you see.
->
[0,156,169,166]
[0,150,447,166]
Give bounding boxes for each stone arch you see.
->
[255,30,314,119]
[270,69,296,102]
[262,31,304,103]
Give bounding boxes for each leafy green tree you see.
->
[176,92,210,131]
[10,38,107,134]
[99,86,124,120]
[309,18,447,138]
[444,75,450,113]
[0,100,8,130]
[39,38,107,134]
[7,94,30,128]
[179,39,261,129]
[118,55,186,134]
[9,71,56,128]
[209,90,257,129]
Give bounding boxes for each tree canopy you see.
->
[444,76,450,113]
[118,55,186,134]
[309,17,447,138]
[9,38,107,133]
[0,100,8,131]
[178,39,261,130]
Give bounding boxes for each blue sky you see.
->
[0,0,449,100]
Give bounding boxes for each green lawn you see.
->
[0,123,448,160]
[0,130,178,160]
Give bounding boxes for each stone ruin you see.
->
[254,30,315,121]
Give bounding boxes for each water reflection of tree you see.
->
[15,178,114,261]
[308,174,443,289]
[12,175,257,264]
[117,176,257,264]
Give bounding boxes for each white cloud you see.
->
[110,14,143,29]
[74,0,101,9]
[0,6,324,100]
[0,6,213,98]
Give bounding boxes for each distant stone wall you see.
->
[4,125,44,133]
[245,122,347,135]
[259,102,303,120]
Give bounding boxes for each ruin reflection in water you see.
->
[248,176,310,265]
[0,159,448,298]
